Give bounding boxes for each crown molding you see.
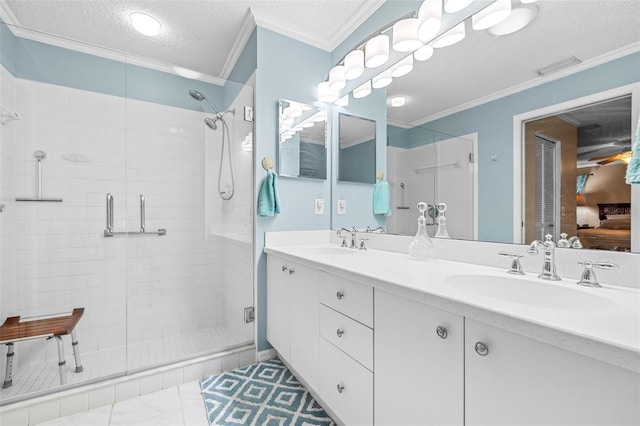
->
[220,9,257,80]
[252,8,332,51]
[411,42,640,128]
[326,0,385,51]
[0,0,19,26]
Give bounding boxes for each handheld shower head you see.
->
[204,117,218,131]
[188,89,220,113]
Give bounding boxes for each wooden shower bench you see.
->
[0,308,84,389]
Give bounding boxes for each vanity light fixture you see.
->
[344,50,365,80]
[414,43,435,61]
[365,34,390,68]
[536,56,582,76]
[353,80,372,99]
[391,55,414,78]
[317,81,339,103]
[393,18,423,52]
[472,0,512,31]
[334,95,349,107]
[432,21,465,48]
[391,96,406,107]
[487,4,538,36]
[444,0,473,14]
[130,12,161,37]
[417,0,443,42]
[329,65,347,91]
[372,70,393,89]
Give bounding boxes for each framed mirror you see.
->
[338,113,376,184]
[278,99,327,180]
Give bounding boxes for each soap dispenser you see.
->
[409,202,435,260]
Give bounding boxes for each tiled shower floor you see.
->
[0,326,249,402]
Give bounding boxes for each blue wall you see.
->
[254,27,332,351]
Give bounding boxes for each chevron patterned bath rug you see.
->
[200,358,335,425]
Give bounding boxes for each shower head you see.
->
[204,117,218,131]
[188,89,220,113]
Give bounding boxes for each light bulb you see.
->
[391,55,413,78]
[344,50,365,80]
[417,0,443,42]
[472,0,512,31]
[393,18,423,52]
[329,65,346,92]
[365,34,390,68]
[432,21,465,48]
[414,44,434,61]
[353,80,372,99]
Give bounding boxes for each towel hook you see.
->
[376,171,384,182]
[262,157,275,172]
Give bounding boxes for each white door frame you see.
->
[512,83,639,250]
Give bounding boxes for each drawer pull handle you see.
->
[336,291,344,300]
[475,341,489,356]
[436,326,448,339]
[281,265,288,272]
[336,384,345,393]
[336,329,344,338]
[289,268,295,275]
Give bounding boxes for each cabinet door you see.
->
[465,318,640,426]
[289,264,319,391]
[375,289,464,426]
[266,256,290,361]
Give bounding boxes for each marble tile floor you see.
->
[38,380,208,426]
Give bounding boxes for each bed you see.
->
[577,203,631,251]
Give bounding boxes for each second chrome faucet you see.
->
[527,234,560,280]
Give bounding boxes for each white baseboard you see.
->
[257,349,277,362]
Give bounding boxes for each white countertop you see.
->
[265,242,640,373]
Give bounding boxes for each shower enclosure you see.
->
[0,22,255,404]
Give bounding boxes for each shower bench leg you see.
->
[71,330,83,373]
[2,342,14,389]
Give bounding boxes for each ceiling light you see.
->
[130,12,161,37]
[334,95,349,107]
[472,0,512,31]
[393,18,422,52]
[487,5,538,36]
[317,81,339,103]
[344,50,365,80]
[444,0,473,13]
[414,44,434,61]
[432,21,465,48]
[353,80,372,99]
[536,56,582,76]
[172,66,202,79]
[372,70,393,89]
[329,65,347,92]
[365,34,390,68]
[391,96,406,107]
[391,55,414,78]
[417,0,443,42]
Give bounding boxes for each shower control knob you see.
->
[288,268,295,275]
[475,341,489,356]
[336,291,344,300]
[281,265,288,272]
[436,326,448,339]
[336,384,345,394]
[336,329,344,338]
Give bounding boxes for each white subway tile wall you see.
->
[0,64,255,404]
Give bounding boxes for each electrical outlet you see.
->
[315,198,324,215]
[337,199,346,215]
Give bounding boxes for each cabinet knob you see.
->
[281,265,288,272]
[336,384,345,393]
[336,328,344,338]
[336,291,344,300]
[288,268,295,275]
[474,341,489,356]
[436,326,448,339]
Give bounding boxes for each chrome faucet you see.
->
[366,226,385,233]
[527,234,561,281]
[337,227,357,248]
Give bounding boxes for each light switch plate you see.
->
[337,199,346,215]
[315,198,324,215]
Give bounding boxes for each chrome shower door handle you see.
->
[140,194,146,233]
[105,193,114,235]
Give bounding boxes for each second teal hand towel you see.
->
[257,170,281,216]
[373,181,391,216]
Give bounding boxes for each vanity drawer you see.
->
[319,337,373,426]
[319,273,373,327]
[319,304,373,371]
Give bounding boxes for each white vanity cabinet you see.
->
[266,256,320,390]
[375,289,464,426]
[465,318,640,426]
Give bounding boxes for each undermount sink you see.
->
[305,246,354,256]
[445,274,617,311]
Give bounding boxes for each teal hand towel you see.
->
[373,181,392,216]
[625,115,640,184]
[258,171,281,216]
